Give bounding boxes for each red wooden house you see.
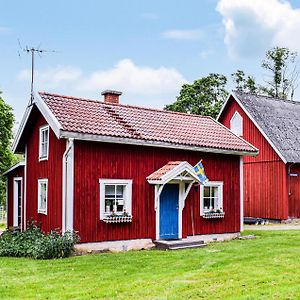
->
[4,90,257,243]
[218,91,300,220]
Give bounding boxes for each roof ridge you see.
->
[38,91,212,119]
[234,90,300,105]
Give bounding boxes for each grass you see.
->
[1,230,300,299]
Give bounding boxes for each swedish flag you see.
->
[194,161,208,183]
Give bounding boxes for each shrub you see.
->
[0,221,79,259]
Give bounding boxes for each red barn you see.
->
[218,92,300,221]
[4,90,257,243]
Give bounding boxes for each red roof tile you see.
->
[147,161,182,181]
[38,92,257,154]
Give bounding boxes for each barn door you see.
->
[159,184,179,239]
[13,178,22,228]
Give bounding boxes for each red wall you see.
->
[219,96,288,220]
[74,140,241,243]
[288,164,300,217]
[6,166,24,229]
[25,112,66,232]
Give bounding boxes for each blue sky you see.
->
[1,0,300,123]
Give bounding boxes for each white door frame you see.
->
[13,177,22,228]
[155,181,195,240]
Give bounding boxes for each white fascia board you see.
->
[60,131,258,157]
[229,92,287,164]
[11,105,33,153]
[33,92,62,139]
[2,161,26,176]
[11,92,63,153]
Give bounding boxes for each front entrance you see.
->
[159,184,179,239]
[13,177,22,228]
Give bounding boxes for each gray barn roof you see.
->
[234,91,300,163]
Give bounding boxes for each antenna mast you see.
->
[21,44,56,105]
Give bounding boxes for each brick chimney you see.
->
[101,90,122,104]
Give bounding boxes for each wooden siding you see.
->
[6,166,24,228]
[219,96,288,220]
[74,140,241,243]
[288,164,300,218]
[25,111,66,232]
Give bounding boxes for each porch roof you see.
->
[147,161,200,185]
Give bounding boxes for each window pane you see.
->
[204,187,210,198]
[105,198,114,212]
[116,185,124,198]
[212,187,218,198]
[204,198,210,209]
[105,185,115,196]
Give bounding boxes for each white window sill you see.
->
[38,210,47,215]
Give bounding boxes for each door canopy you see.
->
[147,161,201,185]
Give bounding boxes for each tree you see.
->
[261,47,299,99]
[0,92,15,206]
[165,73,228,118]
[231,70,257,94]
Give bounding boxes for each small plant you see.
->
[0,220,79,259]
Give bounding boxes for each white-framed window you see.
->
[99,179,132,220]
[230,111,243,136]
[38,179,48,215]
[39,125,49,161]
[200,181,223,215]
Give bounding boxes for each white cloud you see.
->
[17,59,187,108]
[162,29,204,41]
[216,0,300,58]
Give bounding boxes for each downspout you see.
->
[240,156,244,232]
[288,163,296,197]
[62,138,74,233]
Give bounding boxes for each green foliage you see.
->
[0,221,79,259]
[165,73,228,118]
[261,47,298,99]
[231,70,257,94]
[0,92,16,206]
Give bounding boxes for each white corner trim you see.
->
[62,138,74,233]
[218,93,286,164]
[24,145,27,230]
[240,156,244,232]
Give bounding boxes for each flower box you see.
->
[202,212,225,219]
[103,215,133,223]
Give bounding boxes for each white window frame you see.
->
[200,181,223,216]
[99,179,132,220]
[39,125,49,161]
[230,111,243,136]
[38,179,48,215]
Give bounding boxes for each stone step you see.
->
[154,240,207,250]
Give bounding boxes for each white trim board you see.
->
[2,161,25,176]
[13,177,22,228]
[217,93,286,164]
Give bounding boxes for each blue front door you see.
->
[159,184,179,239]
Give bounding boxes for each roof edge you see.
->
[217,92,287,164]
[2,161,25,176]
[61,130,258,156]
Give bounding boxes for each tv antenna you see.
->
[19,41,57,104]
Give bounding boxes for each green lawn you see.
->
[1,230,300,299]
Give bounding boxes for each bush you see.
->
[0,221,79,259]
